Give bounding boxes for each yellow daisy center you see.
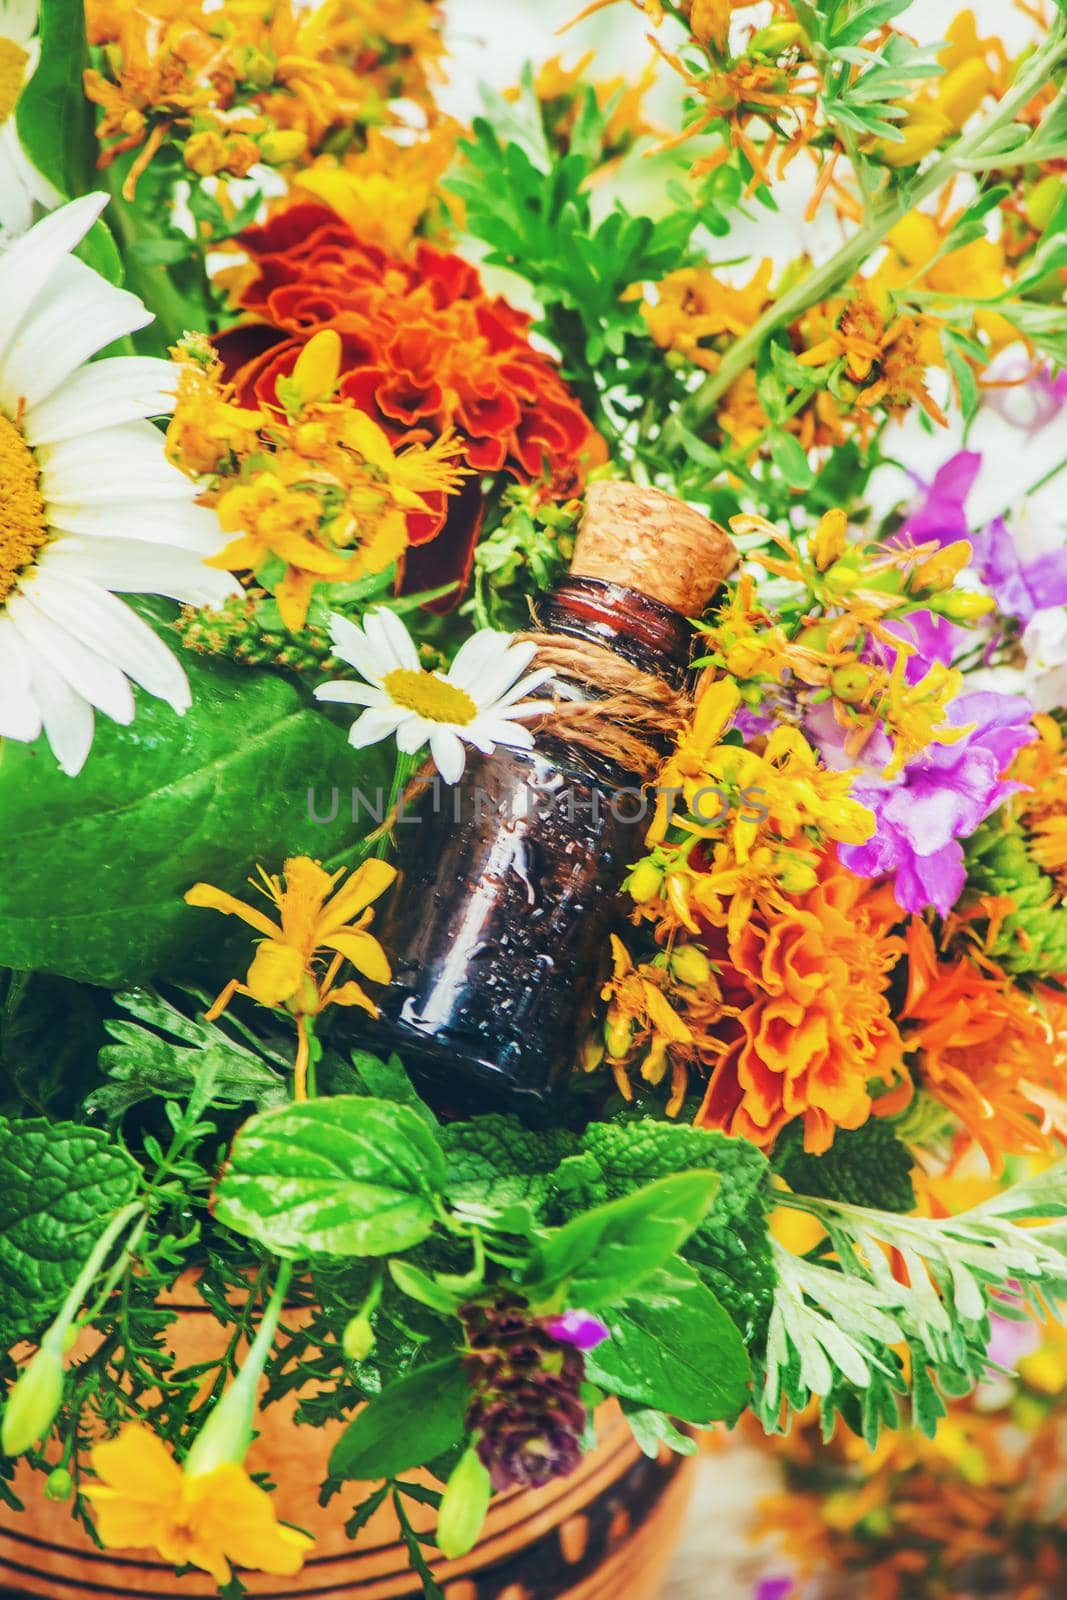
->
[0,412,50,605]
[0,37,29,125]
[382,667,477,726]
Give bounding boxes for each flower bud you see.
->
[1025,174,1064,232]
[259,129,309,166]
[2,1343,64,1456]
[44,1467,73,1502]
[932,590,995,622]
[749,21,804,54]
[436,1446,492,1559]
[669,943,712,987]
[342,1313,376,1362]
[626,858,663,904]
[604,1014,633,1060]
[291,329,342,410]
[829,664,872,705]
[811,508,848,572]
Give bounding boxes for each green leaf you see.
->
[0,1117,139,1339]
[15,0,94,198]
[586,1264,751,1424]
[769,430,815,489]
[213,1096,447,1259]
[388,1261,462,1317]
[776,1120,916,1213]
[0,615,388,985]
[88,991,288,1121]
[329,1358,470,1480]
[526,1171,720,1307]
[622,1403,698,1459]
[348,1051,437,1127]
[575,1118,775,1346]
[441,1115,580,1217]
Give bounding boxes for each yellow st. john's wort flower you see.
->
[186,856,396,1021]
[84,1425,313,1587]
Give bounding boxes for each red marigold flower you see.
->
[215,204,602,602]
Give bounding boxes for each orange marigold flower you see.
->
[899,919,1060,1166]
[696,862,908,1152]
[214,205,601,604]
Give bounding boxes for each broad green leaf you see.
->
[525,1170,720,1307]
[585,1263,751,1424]
[15,0,94,198]
[0,1117,139,1339]
[0,621,387,986]
[213,1096,446,1258]
[329,1357,470,1480]
[348,1050,437,1127]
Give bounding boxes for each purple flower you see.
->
[867,608,965,687]
[755,1580,795,1600]
[983,351,1067,433]
[969,516,1067,626]
[985,1308,1041,1376]
[545,1310,611,1351]
[897,451,982,547]
[838,691,1036,915]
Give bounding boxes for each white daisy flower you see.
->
[314,608,556,784]
[0,192,237,775]
[0,0,61,241]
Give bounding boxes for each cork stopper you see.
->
[571,481,737,615]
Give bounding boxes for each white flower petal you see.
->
[0,194,107,364]
[395,715,432,755]
[365,606,419,673]
[0,618,41,741]
[21,571,190,712]
[468,645,543,709]
[328,614,389,685]
[313,680,384,707]
[429,727,466,784]
[48,498,227,554]
[23,357,178,446]
[7,592,135,724]
[494,666,556,708]
[39,420,196,505]
[471,716,536,750]
[43,535,238,607]
[0,253,152,412]
[347,705,411,749]
[24,650,94,777]
[447,628,522,692]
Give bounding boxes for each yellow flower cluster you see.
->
[85,0,445,193]
[698,511,987,778]
[166,332,467,631]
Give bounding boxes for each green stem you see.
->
[52,1203,144,1346]
[664,18,1067,450]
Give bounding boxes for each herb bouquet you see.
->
[2,0,1067,1596]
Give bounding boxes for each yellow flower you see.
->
[873,11,996,168]
[186,855,396,1020]
[642,260,774,372]
[600,934,694,1114]
[647,676,741,843]
[84,1424,313,1587]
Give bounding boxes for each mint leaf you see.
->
[441,1115,580,1214]
[214,1097,446,1258]
[0,620,386,986]
[525,1171,720,1307]
[586,1263,751,1424]
[347,1051,437,1127]
[577,1119,775,1344]
[329,1358,470,1480]
[0,1118,139,1339]
[776,1120,916,1213]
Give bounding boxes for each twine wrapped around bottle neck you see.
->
[514,631,692,780]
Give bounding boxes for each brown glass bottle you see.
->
[362,483,736,1115]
